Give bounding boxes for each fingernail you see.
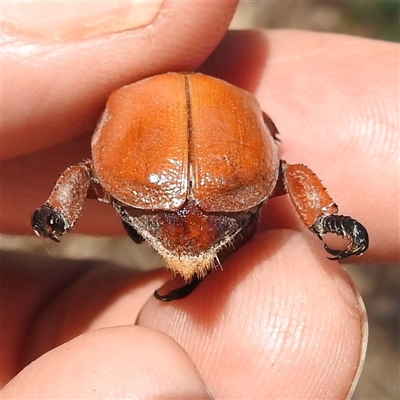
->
[345,282,369,400]
[2,1,163,41]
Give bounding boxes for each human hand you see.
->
[1,2,399,398]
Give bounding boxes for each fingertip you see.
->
[2,326,212,399]
[139,230,367,398]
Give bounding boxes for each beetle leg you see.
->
[277,160,369,259]
[154,275,203,302]
[31,160,102,242]
[262,111,280,142]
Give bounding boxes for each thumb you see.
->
[1,326,213,399]
[2,1,238,160]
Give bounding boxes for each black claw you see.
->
[324,243,352,260]
[262,112,281,142]
[154,276,202,302]
[31,206,67,242]
[272,132,281,143]
[311,214,369,260]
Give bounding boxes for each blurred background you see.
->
[2,1,399,398]
[231,1,399,42]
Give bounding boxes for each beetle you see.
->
[32,72,368,302]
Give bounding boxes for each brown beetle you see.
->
[32,72,368,301]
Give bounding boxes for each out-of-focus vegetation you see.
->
[232,1,399,43]
[342,1,399,42]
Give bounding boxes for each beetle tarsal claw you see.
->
[312,214,369,260]
[324,243,355,261]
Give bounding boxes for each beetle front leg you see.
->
[31,160,101,242]
[278,161,369,260]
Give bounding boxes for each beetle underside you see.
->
[114,199,261,282]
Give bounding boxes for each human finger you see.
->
[1,326,212,399]
[0,252,165,385]
[137,230,368,399]
[1,229,367,397]
[2,1,238,160]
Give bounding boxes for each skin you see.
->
[1,1,399,399]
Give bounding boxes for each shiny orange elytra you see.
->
[32,72,368,301]
[92,73,278,212]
